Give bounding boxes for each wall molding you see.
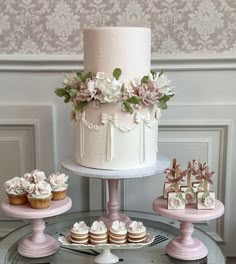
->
[0,54,236,71]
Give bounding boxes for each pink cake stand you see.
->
[1,197,72,258]
[152,197,224,260]
[62,153,170,228]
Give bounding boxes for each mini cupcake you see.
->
[48,173,68,201]
[127,221,147,243]
[27,181,52,209]
[4,177,28,205]
[70,221,90,244]
[109,221,127,244]
[89,221,108,245]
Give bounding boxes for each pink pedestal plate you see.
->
[1,196,72,258]
[62,153,169,228]
[153,197,224,260]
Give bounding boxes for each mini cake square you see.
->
[180,186,197,205]
[197,191,215,209]
[167,192,186,209]
[163,182,175,199]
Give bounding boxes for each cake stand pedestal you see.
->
[62,153,169,228]
[152,197,224,260]
[1,197,72,258]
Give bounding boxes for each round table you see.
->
[0,210,226,264]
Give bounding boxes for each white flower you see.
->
[34,181,52,196]
[111,221,126,232]
[168,197,182,209]
[129,221,145,231]
[73,221,90,232]
[203,195,215,207]
[48,173,68,189]
[96,72,106,79]
[90,221,107,232]
[23,182,35,194]
[154,73,173,96]
[23,172,34,182]
[31,169,46,183]
[4,177,21,192]
[95,77,122,103]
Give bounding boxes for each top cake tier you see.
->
[83,27,151,82]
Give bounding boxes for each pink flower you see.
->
[168,197,181,209]
[76,80,97,102]
[138,82,162,106]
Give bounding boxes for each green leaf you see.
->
[68,88,78,97]
[85,71,93,80]
[113,68,122,80]
[158,100,167,110]
[55,88,67,97]
[122,102,133,114]
[158,70,164,77]
[76,71,86,82]
[64,94,71,103]
[121,84,125,93]
[150,70,157,79]
[141,75,149,84]
[125,96,142,105]
[75,101,88,112]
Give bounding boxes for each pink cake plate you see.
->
[1,196,72,258]
[152,196,224,261]
[62,153,170,228]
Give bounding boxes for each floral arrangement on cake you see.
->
[55,68,174,114]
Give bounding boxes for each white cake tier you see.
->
[83,27,151,82]
[74,103,159,170]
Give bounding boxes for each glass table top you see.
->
[0,211,225,264]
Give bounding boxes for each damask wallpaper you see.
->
[0,0,235,55]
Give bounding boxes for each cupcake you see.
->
[109,221,127,244]
[4,177,28,205]
[24,169,47,183]
[127,221,147,243]
[70,221,90,244]
[89,221,108,245]
[48,173,68,201]
[27,181,52,209]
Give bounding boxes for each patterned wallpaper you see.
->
[0,0,235,55]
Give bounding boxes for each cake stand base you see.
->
[18,234,59,258]
[93,249,119,264]
[166,236,208,260]
[99,212,131,228]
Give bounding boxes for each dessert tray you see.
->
[58,233,154,264]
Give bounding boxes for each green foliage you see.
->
[75,101,88,112]
[141,75,149,84]
[55,88,67,97]
[125,96,142,105]
[158,94,174,109]
[122,101,133,114]
[113,68,122,80]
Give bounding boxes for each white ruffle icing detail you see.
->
[72,221,90,233]
[90,221,107,233]
[111,221,127,233]
[128,221,146,233]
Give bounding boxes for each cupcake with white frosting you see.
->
[70,221,90,244]
[23,169,46,183]
[127,221,147,243]
[89,221,108,245]
[4,177,28,205]
[48,172,68,201]
[109,221,127,244]
[27,181,52,209]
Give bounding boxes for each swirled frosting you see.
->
[48,173,68,190]
[72,221,90,233]
[110,221,127,234]
[128,221,146,233]
[90,221,107,233]
[24,169,46,183]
